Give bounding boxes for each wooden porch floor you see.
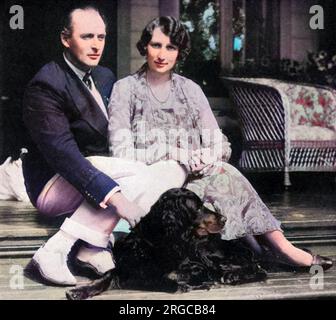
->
[1,256,336,300]
[0,173,335,300]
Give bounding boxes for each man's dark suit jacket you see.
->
[22,58,118,207]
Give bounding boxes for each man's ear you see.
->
[61,31,71,48]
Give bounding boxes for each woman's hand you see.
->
[188,150,213,176]
[169,147,215,176]
[189,162,212,176]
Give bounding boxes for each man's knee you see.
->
[36,177,84,217]
[36,193,61,217]
[36,193,82,217]
[36,196,59,216]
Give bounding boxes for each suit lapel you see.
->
[60,60,108,137]
[92,68,112,108]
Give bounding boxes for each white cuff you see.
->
[99,186,121,209]
[60,218,110,248]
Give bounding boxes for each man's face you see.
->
[61,9,106,70]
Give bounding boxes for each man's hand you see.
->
[107,192,146,227]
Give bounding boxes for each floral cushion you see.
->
[289,125,336,141]
[233,78,336,133]
[281,84,336,131]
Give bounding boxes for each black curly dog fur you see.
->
[66,188,267,300]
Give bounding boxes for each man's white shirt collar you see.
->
[63,53,108,119]
[63,53,89,81]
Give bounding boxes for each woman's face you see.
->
[146,27,179,75]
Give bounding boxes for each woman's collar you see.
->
[132,70,185,102]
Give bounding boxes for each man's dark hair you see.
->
[136,16,191,62]
[61,4,107,38]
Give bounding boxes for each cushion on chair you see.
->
[231,77,336,132]
[290,125,336,141]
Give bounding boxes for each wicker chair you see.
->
[223,77,336,187]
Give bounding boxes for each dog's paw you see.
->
[167,271,179,281]
[66,288,90,300]
[220,272,241,285]
[176,282,192,293]
[198,282,213,291]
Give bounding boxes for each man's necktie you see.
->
[83,71,92,90]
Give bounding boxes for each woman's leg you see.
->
[185,161,316,267]
[185,162,282,239]
[262,230,313,266]
[243,235,264,256]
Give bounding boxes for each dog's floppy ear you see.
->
[159,189,203,238]
[132,189,181,239]
[137,188,203,241]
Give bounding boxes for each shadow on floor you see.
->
[245,172,336,196]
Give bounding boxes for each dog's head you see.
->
[134,188,225,243]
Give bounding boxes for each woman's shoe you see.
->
[278,254,333,273]
[311,254,333,271]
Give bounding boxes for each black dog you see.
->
[66,188,266,300]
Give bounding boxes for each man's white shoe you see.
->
[26,245,77,286]
[75,246,115,277]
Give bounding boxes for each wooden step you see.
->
[0,201,57,258]
[0,256,335,300]
[0,191,336,300]
[0,192,336,257]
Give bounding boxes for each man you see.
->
[22,5,146,286]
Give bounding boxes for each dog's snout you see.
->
[207,211,226,228]
[195,210,225,236]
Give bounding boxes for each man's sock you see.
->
[60,218,110,248]
[43,230,77,254]
[76,244,115,274]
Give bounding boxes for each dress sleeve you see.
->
[192,82,232,163]
[108,79,136,160]
[108,78,170,164]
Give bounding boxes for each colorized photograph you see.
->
[0,0,335,303]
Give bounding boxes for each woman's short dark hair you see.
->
[136,16,191,61]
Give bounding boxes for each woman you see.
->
[108,16,333,271]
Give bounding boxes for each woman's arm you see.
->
[108,79,137,160]
[193,83,232,163]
